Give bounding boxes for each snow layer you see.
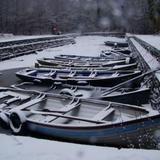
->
[0,130,160,160]
[0,35,160,160]
[130,38,159,70]
[136,35,160,51]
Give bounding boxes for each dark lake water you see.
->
[0,68,25,87]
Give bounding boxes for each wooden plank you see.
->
[0,93,8,99]
[89,71,97,78]
[4,91,30,100]
[4,97,21,104]
[11,95,46,111]
[93,108,115,121]
[59,103,80,112]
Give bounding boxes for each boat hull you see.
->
[27,115,160,148]
[12,82,150,105]
[16,71,141,87]
[35,62,138,71]
[101,88,150,105]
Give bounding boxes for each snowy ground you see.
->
[0,35,160,160]
[0,129,160,160]
[135,35,160,51]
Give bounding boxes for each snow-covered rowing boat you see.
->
[54,51,129,61]
[6,93,160,148]
[37,57,132,68]
[100,50,132,58]
[16,68,142,87]
[12,82,150,106]
[35,61,138,71]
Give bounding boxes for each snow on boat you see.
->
[112,48,131,55]
[35,61,138,71]
[12,82,150,106]
[6,93,160,148]
[100,50,132,58]
[54,51,129,61]
[100,47,131,58]
[37,57,132,68]
[0,87,43,126]
[16,68,142,87]
[37,57,133,67]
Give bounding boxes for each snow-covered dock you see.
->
[127,34,160,112]
[128,37,160,79]
[135,35,160,51]
[0,34,75,61]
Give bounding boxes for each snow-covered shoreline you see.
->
[0,130,160,160]
[135,35,160,51]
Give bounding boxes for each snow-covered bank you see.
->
[0,35,160,160]
[0,131,160,160]
[135,35,160,51]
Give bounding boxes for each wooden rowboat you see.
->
[16,68,142,87]
[100,50,132,58]
[12,82,150,106]
[54,52,129,61]
[37,57,133,68]
[5,92,160,148]
[112,48,131,55]
[35,61,138,71]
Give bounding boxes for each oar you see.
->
[102,67,160,97]
[28,109,106,124]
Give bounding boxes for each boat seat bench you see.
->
[4,97,21,104]
[45,103,115,123]
[92,108,115,121]
[44,71,57,78]
[89,71,97,78]
[59,102,80,112]
[45,100,81,123]
[0,91,30,100]
[25,70,37,75]
[68,71,76,77]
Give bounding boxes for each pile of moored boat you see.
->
[0,40,160,149]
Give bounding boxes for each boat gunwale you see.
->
[26,111,160,130]
[16,68,142,82]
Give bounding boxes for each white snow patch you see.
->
[0,132,160,160]
[136,35,160,51]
